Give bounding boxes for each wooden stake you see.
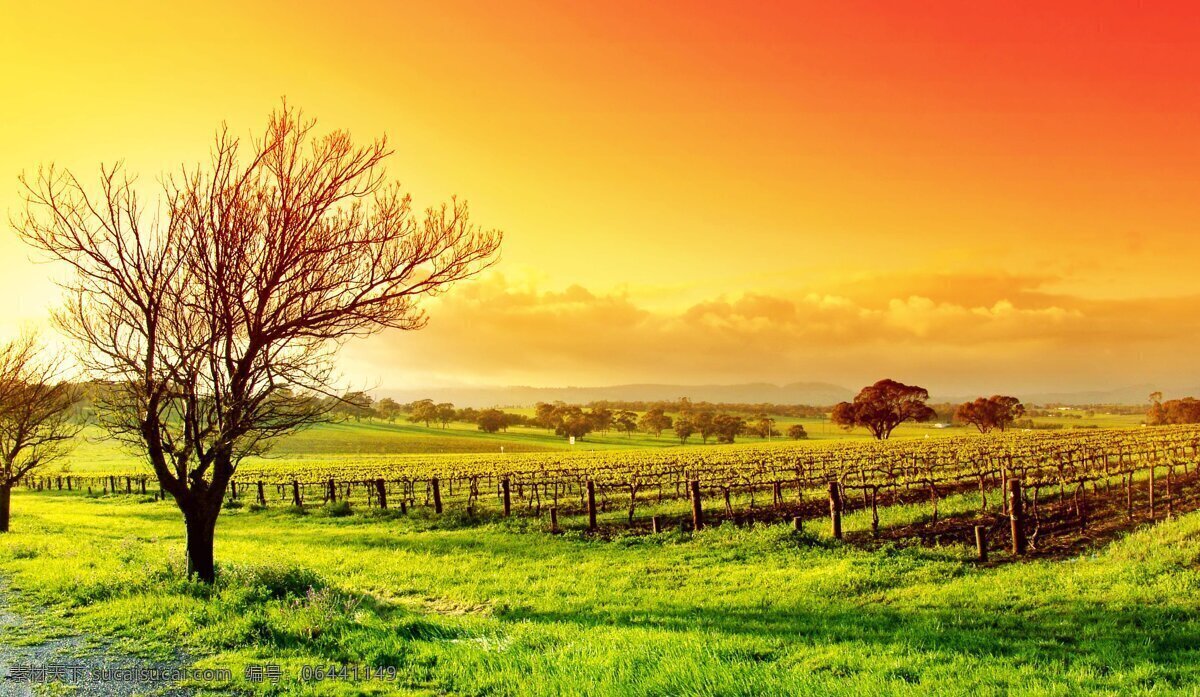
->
[690,480,704,531]
[1149,466,1156,520]
[375,479,388,510]
[870,487,880,538]
[1009,479,1026,555]
[586,480,597,531]
[828,481,843,540]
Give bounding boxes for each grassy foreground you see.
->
[2,490,1198,696]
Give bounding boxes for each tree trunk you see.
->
[183,503,220,583]
[0,483,11,533]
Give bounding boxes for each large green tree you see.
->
[638,408,672,437]
[832,379,936,440]
[955,395,1025,433]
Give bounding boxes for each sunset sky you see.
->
[3,1,1200,396]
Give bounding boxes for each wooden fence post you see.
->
[1149,465,1156,519]
[327,478,336,503]
[502,477,512,516]
[1167,466,1174,519]
[870,487,880,537]
[1075,484,1086,531]
[828,481,843,540]
[586,480,597,531]
[1009,479,1026,555]
[431,477,443,514]
[793,516,803,532]
[690,480,704,531]
[292,480,302,507]
[1001,467,1009,515]
[1125,473,1133,520]
[651,515,662,534]
[975,525,988,562]
[550,506,559,533]
[257,481,267,506]
[375,479,388,510]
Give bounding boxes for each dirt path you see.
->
[0,578,195,696]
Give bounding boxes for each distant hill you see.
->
[378,381,1200,409]
[1011,385,1200,407]
[935,384,1200,407]
[377,382,856,409]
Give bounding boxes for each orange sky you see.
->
[2,1,1200,395]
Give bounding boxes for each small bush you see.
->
[219,562,326,600]
[322,500,353,517]
[275,586,364,641]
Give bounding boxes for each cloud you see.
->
[341,272,1200,393]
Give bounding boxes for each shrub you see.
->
[323,500,353,517]
[219,562,326,600]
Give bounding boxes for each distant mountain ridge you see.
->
[376,382,855,409]
[376,381,1195,409]
[1001,385,1200,407]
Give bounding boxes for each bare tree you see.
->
[0,334,80,532]
[16,105,502,581]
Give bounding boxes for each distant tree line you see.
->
[320,394,812,444]
[1147,393,1200,425]
[577,398,829,419]
[331,383,1200,444]
[532,402,800,444]
[324,394,534,432]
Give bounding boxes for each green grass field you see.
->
[57,410,1147,476]
[0,489,1197,695]
[8,407,1164,694]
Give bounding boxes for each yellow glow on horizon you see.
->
[3,1,1200,393]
